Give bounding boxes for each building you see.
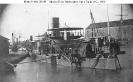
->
[0,35,9,55]
[85,19,133,41]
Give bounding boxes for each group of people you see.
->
[85,41,120,58]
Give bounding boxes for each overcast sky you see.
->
[0,4,133,41]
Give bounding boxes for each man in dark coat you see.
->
[86,43,93,58]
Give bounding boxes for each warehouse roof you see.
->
[0,35,9,40]
[86,19,133,29]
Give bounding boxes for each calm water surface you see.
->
[0,57,133,82]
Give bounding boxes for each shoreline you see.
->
[0,51,29,72]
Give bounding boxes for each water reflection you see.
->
[0,70,17,82]
[1,57,133,82]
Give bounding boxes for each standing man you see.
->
[86,43,93,58]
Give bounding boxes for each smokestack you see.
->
[30,35,33,41]
[51,17,59,29]
[12,33,14,45]
[51,17,60,37]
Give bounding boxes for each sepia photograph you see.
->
[0,3,133,82]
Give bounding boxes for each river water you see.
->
[0,57,133,82]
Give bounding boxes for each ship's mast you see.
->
[47,5,50,35]
[48,6,49,29]
[90,10,96,38]
[117,4,127,40]
[90,10,103,38]
[120,4,124,40]
[107,4,110,42]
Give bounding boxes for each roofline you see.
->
[0,35,9,40]
[86,19,133,29]
[48,27,83,31]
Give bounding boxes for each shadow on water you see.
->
[1,70,16,76]
[1,57,133,82]
[0,70,17,82]
[51,64,58,74]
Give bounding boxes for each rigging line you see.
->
[90,9,101,38]
[43,30,70,62]
[49,38,70,62]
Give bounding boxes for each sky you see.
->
[0,4,133,42]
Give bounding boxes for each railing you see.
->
[51,40,71,62]
[50,31,84,37]
[42,36,71,62]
